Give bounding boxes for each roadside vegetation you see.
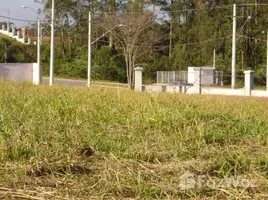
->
[3,1,268,87]
[0,81,268,199]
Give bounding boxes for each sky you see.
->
[0,0,44,27]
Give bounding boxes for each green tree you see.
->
[92,46,126,82]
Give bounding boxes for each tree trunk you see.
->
[4,44,7,63]
[169,21,173,57]
[126,49,135,89]
[169,0,174,57]
[109,0,116,47]
[128,52,133,89]
[61,26,65,57]
[68,29,71,56]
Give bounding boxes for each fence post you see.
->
[193,68,201,94]
[244,70,254,96]
[220,71,224,86]
[134,67,143,92]
[28,38,31,45]
[32,63,42,85]
[17,30,20,38]
[22,33,26,43]
[12,28,15,36]
[215,71,218,85]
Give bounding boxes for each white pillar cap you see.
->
[134,67,143,71]
[244,70,255,74]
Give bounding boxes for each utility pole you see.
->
[109,0,116,48]
[6,9,10,32]
[255,0,258,24]
[22,5,41,77]
[169,21,173,57]
[231,4,237,89]
[37,18,41,73]
[49,0,55,86]
[169,0,174,57]
[88,12,92,87]
[266,31,268,91]
[213,49,216,68]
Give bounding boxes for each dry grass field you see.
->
[0,80,267,199]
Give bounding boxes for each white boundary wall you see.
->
[251,90,268,97]
[136,68,268,98]
[0,63,42,85]
[0,26,31,45]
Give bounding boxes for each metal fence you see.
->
[157,71,188,84]
[199,74,245,89]
[157,70,224,86]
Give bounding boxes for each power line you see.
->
[100,3,268,17]
[1,4,266,25]
[103,5,234,14]
[240,4,268,6]
[2,2,268,24]
[172,35,232,47]
[237,34,266,42]
[96,35,231,48]
[0,4,234,24]
[0,14,36,23]
[0,15,52,24]
[167,5,233,13]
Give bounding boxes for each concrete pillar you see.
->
[12,28,15,36]
[2,25,5,31]
[214,71,218,85]
[134,67,143,92]
[220,71,224,86]
[193,68,201,94]
[22,34,26,43]
[181,85,187,93]
[32,63,42,85]
[244,70,254,96]
[28,38,31,45]
[17,30,20,38]
[215,71,223,86]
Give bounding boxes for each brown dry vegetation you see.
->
[0,81,268,199]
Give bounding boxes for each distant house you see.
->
[0,22,8,31]
[0,22,7,27]
[0,21,15,30]
[21,27,28,37]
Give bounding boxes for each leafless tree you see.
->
[101,12,163,89]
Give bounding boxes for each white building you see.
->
[188,66,222,86]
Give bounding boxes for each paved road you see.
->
[42,77,128,88]
[43,77,87,87]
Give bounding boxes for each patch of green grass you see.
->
[212,151,253,177]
